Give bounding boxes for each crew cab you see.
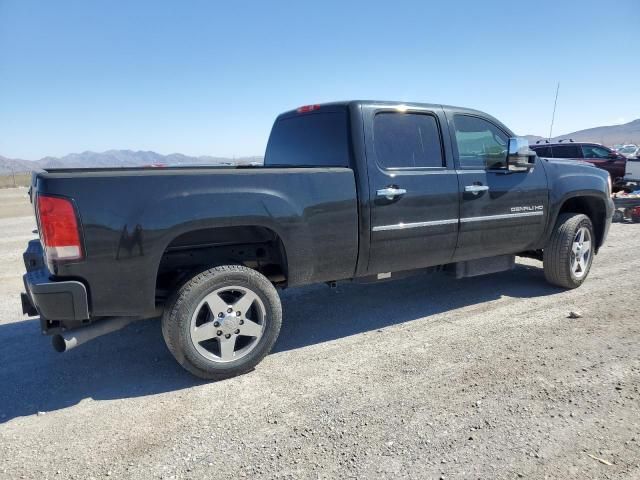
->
[21,101,614,379]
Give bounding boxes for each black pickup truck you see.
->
[22,101,614,379]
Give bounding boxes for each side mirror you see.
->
[608,152,618,160]
[507,137,536,171]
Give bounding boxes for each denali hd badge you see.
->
[511,205,544,212]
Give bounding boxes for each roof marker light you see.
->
[297,104,321,113]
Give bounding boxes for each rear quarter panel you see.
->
[36,168,358,317]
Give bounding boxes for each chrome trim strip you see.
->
[460,211,544,223]
[372,211,544,232]
[372,218,458,232]
[373,211,544,231]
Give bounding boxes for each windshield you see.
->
[619,146,637,154]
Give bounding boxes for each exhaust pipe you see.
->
[52,316,136,353]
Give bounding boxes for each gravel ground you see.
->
[0,187,638,479]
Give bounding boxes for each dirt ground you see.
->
[0,186,638,480]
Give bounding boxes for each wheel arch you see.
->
[154,224,290,299]
[552,194,608,252]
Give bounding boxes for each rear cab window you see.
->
[264,107,351,167]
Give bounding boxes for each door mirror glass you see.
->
[507,137,536,171]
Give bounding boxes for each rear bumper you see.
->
[22,240,89,331]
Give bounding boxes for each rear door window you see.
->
[373,112,444,169]
[551,145,582,158]
[265,111,350,167]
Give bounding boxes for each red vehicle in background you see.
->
[530,140,627,189]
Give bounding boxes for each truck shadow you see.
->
[273,263,560,352]
[0,263,562,423]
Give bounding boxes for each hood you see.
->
[539,156,608,180]
[540,157,597,169]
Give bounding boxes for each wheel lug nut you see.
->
[218,312,224,318]
[225,334,231,339]
[239,320,244,325]
[235,329,240,334]
[227,308,233,313]
[216,330,222,336]
[236,311,241,316]
[213,321,220,327]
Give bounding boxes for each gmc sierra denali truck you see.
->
[21,101,614,379]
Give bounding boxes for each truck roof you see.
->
[276,100,511,134]
[278,100,493,118]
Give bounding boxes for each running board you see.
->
[453,255,515,279]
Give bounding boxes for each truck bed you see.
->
[32,166,359,318]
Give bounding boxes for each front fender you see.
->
[541,159,613,249]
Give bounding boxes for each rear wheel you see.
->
[543,213,594,289]
[162,265,282,379]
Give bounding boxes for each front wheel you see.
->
[543,213,594,289]
[162,265,282,380]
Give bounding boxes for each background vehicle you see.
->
[21,101,614,379]
[612,192,640,223]
[530,140,627,188]
[625,155,640,182]
[617,144,640,159]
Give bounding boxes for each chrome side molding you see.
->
[372,218,458,232]
[372,211,544,231]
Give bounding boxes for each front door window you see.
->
[582,145,611,159]
[453,115,508,170]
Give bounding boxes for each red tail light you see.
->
[37,195,83,262]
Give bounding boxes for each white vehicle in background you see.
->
[625,156,640,182]
[618,144,640,159]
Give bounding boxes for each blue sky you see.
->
[1,0,638,160]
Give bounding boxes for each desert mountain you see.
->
[525,118,640,145]
[0,150,263,173]
[2,118,639,173]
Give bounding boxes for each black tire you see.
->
[543,213,594,289]
[162,265,282,380]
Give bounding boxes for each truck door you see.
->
[363,105,459,274]
[448,113,549,261]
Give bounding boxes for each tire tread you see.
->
[543,213,593,289]
[161,265,282,380]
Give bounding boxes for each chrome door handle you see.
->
[464,185,489,194]
[376,187,407,200]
